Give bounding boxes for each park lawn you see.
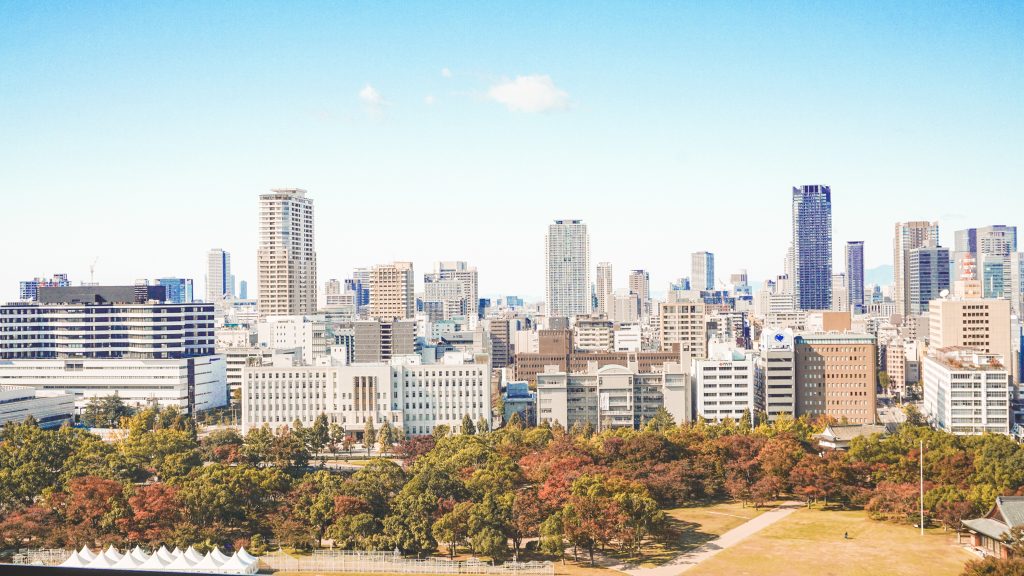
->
[685,507,976,576]
[610,500,775,568]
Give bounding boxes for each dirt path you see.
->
[612,501,803,576]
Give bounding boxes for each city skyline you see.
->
[1,2,1022,301]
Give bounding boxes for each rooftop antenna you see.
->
[89,257,99,284]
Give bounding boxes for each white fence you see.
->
[259,550,554,575]
[10,548,555,576]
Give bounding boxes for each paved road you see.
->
[611,501,803,576]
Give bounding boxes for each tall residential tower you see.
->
[846,241,865,313]
[792,185,832,310]
[545,219,591,318]
[257,189,317,317]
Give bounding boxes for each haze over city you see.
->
[2,2,1022,301]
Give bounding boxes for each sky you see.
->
[1,1,1022,302]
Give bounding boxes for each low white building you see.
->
[923,347,1010,435]
[535,362,690,430]
[0,357,227,414]
[756,328,796,421]
[257,316,328,365]
[574,318,613,352]
[242,353,490,437]
[0,385,75,428]
[692,340,760,421]
[613,324,642,352]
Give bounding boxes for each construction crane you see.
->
[89,257,98,285]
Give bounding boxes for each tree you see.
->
[310,413,330,465]
[644,407,676,432]
[118,483,182,547]
[462,414,477,436]
[866,481,922,524]
[328,422,345,455]
[507,412,523,430]
[242,425,274,467]
[433,501,473,558]
[477,416,491,433]
[80,394,134,428]
[509,489,546,561]
[961,557,1024,576]
[55,475,128,547]
[379,421,396,454]
[364,419,377,456]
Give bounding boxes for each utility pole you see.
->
[920,438,925,536]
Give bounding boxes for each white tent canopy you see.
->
[210,546,231,564]
[139,552,170,571]
[184,545,204,564]
[112,554,141,570]
[191,552,224,572]
[60,545,260,574]
[130,545,150,563]
[156,545,174,563]
[102,545,122,562]
[236,547,257,564]
[59,553,87,568]
[87,554,115,569]
[77,546,97,562]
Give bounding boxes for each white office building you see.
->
[206,249,233,304]
[692,340,760,421]
[256,315,328,365]
[241,353,490,437]
[756,328,796,421]
[536,362,690,430]
[923,347,1010,435]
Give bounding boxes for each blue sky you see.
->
[1,1,1021,301]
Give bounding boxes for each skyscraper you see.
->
[18,274,70,302]
[206,249,232,303]
[628,269,651,317]
[846,241,865,313]
[955,225,1017,299]
[691,251,715,291]
[595,262,614,317]
[908,246,950,316]
[893,221,940,317]
[238,280,248,300]
[545,219,591,318]
[792,185,832,310]
[257,188,317,317]
[370,262,415,320]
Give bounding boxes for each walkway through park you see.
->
[612,500,803,576]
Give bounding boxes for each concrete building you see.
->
[424,261,479,320]
[894,221,940,317]
[629,269,651,318]
[831,273,849,312]
[545,219,591,318]
[613,324,642,352]
[757,328,797,421]
[257,316,328,365]
[792,185,833,310]
[257,189,317,317]
[658,300,707,358]
[846,241,865,313]
[908,245,950,316]
[485,318,514,369]
[692,341,759,421]
[353,319,416,363]
[691,252,715,291]
[536,362,690,430]
[503,381,536,425]
[929,297,1013,380]
[574,318,614,352]
[795,332,877,424]
[206,249,233,303]
[241,353,490,437]
[370,262,415,320]
[595,262,614,317]
[923,347,1010,435]
[0,385,75,428]
[612,290,640,323]
[513,329,680,384]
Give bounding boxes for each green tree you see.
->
[364,419,377,456]
[433,501,473,558]
[310,414,330,465]
[379,421,396,454]
[462,414,477,435]
[80,394,134,428]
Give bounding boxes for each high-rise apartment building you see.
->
[628,269,651,318]
[18,274,71,302]
[846,241,865,313]
[894,221,940,317]
[908,246,950,316]
[794,332,876,424]
[370,262,415,320]
[792,186,832,310]
[691,252,715,291]
[595,262,614,317]
[545,219,591,318]
[206,249,233,303]
[424,261,479,320]
[257,189,317,318]
[353,319,416,363]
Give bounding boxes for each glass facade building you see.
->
[846,241,865,313]
[792,185,833,311]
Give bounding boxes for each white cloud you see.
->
[487,75,569,113]
[358,84,384,107]
[441,67,452,78]
[424,95,436,105]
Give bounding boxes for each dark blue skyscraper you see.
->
[792,185,832,310]
[846,241,864,313]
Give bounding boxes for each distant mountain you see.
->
[865,264,893,287]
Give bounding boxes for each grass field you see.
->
[685,507,976,576]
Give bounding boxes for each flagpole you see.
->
[920,438,925,536]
